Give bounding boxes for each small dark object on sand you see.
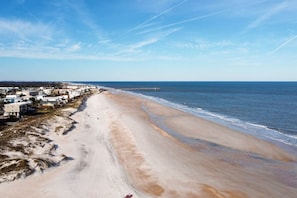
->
[124,193,133,198]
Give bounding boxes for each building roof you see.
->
[4,101,32,107]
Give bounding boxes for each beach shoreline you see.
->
[0,90,296,197]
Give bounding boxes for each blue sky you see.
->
[0,0,297,81]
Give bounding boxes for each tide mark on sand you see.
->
[110,122,164,196]
[200,184,248,198]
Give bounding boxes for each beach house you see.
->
[0,87,9,95]
[4,101,32,118]
[41,96,66,107]
[68,90,81,100]
[4,95,23,103]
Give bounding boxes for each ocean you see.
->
[80,82,297,147]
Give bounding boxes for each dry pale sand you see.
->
[0,91,297,198]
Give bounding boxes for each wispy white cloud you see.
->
[111,38,159,56]
[0,18,53,40]
[0,27,173,61]
[133,0,185,13]
[270,34,297,54]
[114,0,186,46]
[114,27,180,55]
[65,0,106,41]
[171,38,249,58]
[0,43,180,62]
[137,10,223,35]
[2,0,296,67]
[67,42,81,52]
[130,38,158,50]
[174,39,233,50]
[243,2,288,32]
[129,0,187,33]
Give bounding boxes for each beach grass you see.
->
[0,90,94,183]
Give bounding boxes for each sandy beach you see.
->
[0,90,297,198]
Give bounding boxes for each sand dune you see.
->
[0,91,296,198]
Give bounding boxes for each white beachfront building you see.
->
[4,95,23,103]
[41,96,67,107]
[4,101,32,118]
[68,90,81,100]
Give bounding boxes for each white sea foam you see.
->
[127,91,297,147]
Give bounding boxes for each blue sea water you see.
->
[80,82,297,146]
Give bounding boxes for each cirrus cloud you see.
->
[0,18,53,40]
